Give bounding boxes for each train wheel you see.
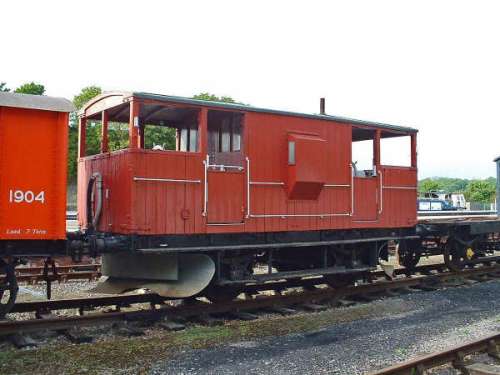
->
[0,261,18,318]
[444,238,469,272]
[397,240,421,270]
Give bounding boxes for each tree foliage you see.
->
[465,180,496,203]
[192,92,241,104]
[14,82,45,95]
[0,82,9,92]
[73,86,102,110]
[419,177,496,203]
[67,86,103,181]
[418,177,470,194]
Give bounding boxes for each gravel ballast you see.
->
[150,279,500,375]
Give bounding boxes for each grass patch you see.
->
[0,300,413,374]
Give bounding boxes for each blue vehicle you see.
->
[417,198,458,212]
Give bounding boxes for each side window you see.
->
[221,119,231,152]
[351,128,375,177]
[179,128,188,151]
[138,104,198,152]
[189,127,198,151]
[431,201,442,211]
[381,135,411,167]
[419,201,431,211]
[177,125,198,152]
[288,141,296,165]
[207,110,244,166]
[144,124,176,151]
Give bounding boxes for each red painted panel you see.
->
[0,107,68,240]
[353,177,378,221]
[379,166,417,227]
[207,170,245,224]
[287,133,327,200]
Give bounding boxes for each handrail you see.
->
[378,170,383,214]
[350,163,354,216]
[207,163,244,171]
[134,177,201,184]
[246,157,250,218]
[202,155,208,216]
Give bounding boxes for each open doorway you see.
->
[352,128,376,177]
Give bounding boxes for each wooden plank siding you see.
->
[78,109,417,235]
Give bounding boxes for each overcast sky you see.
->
[2,1,499,179]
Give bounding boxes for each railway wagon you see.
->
[77,92,419,299]
[0,92,74,313]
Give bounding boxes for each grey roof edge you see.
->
[77,91,132,116]
[0,92,75,113]
[494,155,500,162]
[134,92,418,134]
[81,91,418,134]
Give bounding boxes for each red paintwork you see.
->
[287,133,327,200]
[0,106,68,240]
[78,95,418,237]
[207,170,245,224]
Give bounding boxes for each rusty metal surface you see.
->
[368,332,500,375]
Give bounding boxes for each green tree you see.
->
[418,179,442,193]
[144,126,176,150]
[73,86,101,110]
[0,82,9,92]
[14,82,45,95]
[464,180,496,203]
[67,86,103,182]
[192,92,241,104]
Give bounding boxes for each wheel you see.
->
[444,237,472,272]
[397,240,421,270]
[203,286,241,304]
[0,261,18,318]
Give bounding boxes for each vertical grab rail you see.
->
[378,170,383,214]
[350,163,354,216]
[202,154,209,217]
[246,157,250,218]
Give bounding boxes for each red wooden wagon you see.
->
[77,92,418,298]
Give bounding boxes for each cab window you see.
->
[207,110,243,166]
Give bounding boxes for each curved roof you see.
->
[0,92,75,113]
[81,91,418,134]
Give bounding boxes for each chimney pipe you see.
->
[320,98,326,115]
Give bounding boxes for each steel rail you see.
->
[9,264,101,284]
[15,264,100,274]
[16,271,101,284]
[368,332,500,375]
[1,263,499,337]
[6,259,500,314]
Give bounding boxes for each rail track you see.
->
[14,264,101,284]
[1,260,499,341]
[369,332,500,375]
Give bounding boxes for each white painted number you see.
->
[9,190,45,204]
